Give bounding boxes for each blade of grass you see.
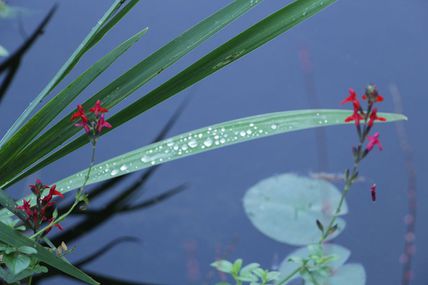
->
[0,27,148,170]
[2,110,406,204]
[0,222,99,284]
[0,0,263,186]
[52,110,407,193]
[0,0,137,146]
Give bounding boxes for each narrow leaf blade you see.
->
[51,110,406,193]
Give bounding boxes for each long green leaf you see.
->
[0,27,148,170]
[0,222,98,284]
[53,110,406,192]
[0,0,263,186]
[8,110,406,199]
[0,0,137,147]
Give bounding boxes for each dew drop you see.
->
[239,131,246,137]
[120,165,128,171]
[188,139,198,148]
[141,156,150,163]
[110,169,119,176]
[203,138,213,147]
[271,124,278,130]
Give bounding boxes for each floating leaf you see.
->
[243,173,348,245]
[325,264,366,285]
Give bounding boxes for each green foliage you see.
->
[279,244,366,285]
[211,259,280,285]
[0,222,98,284]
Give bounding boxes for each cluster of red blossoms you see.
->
[17,180,64,234]
[70,100,112,138]
[341,84,387,201]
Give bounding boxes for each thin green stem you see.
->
[305,267,320,285]
[276,265,303,285]
[319,130,365,243]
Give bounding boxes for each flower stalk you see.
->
[28,101,111,239]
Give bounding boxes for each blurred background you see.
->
[0,0,427,284]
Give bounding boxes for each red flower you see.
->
[16,199,32,217]
[89,100,109,116]
[29,179,49,195]
[341,88,358,104]
[366,132,383,151]
[370,184,377,202]
[345,109,363,126]
[368,108,386,127]
[44,185,64,200]
[74,121,91,134]
[70,105,88,123]
[341,88,361,113]
[96,114,112,133]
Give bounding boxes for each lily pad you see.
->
[243,174,347,245]
[326,264,366,285]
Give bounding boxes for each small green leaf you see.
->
[267,271,281,281]
[3,254,31,275]
[4,246,16,254]
[211,260,233,273]
[232,258,243,274]
[17,246,37,255]
[241,262,260,275]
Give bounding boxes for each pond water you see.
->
[1,0,427,284]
